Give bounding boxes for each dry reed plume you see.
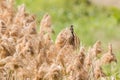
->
[0,0,117,80]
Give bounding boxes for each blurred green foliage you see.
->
[15,0,120,46]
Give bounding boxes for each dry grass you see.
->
[0,0,117,80]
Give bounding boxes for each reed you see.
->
[0,0,117,80]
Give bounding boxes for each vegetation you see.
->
[0,0,120,80]
[16,0,120,46]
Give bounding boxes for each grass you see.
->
[14,0,120,79]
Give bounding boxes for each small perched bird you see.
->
[70,25,80,49]
[55,25,80,50]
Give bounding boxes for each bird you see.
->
[55,25,80,50]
